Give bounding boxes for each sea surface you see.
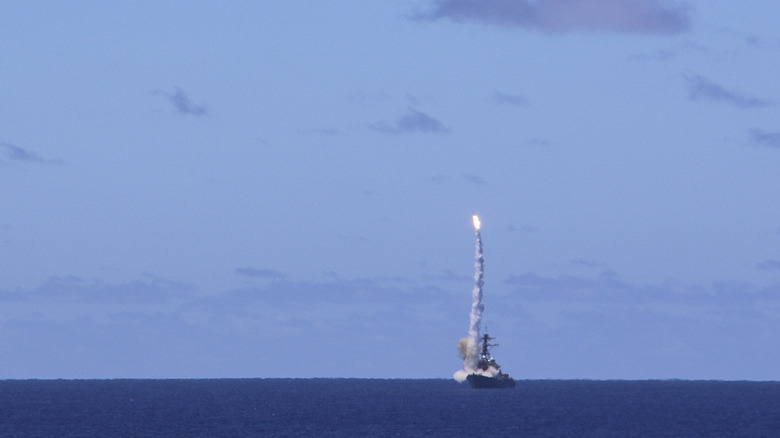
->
[2,379,780,437]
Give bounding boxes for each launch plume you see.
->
[468,214,485,368]
[454,214,485,382]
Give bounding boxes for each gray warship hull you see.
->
[466,373,517,389]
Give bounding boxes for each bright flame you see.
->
[472,214,481,231]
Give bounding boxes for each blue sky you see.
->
[2,0,780,380]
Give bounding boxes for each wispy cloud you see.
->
[527,137,552,147]
[0,142,61,165]
[34,275,195,305]
[757,260,780,271]
[156,87,207,116]
[570,258,605,268]
[499,271,780,379]
[628,48,676,62]
[685,75,774,108]
[297,128,340,136]
[463,174,487,185]
[749,128,780,148]
[6,270,780,379]
[493,91,528,105]
[412,0,691,34]
[235,267,287,280]
[370,108,448,134]
[505,271,630,300]
[0,274,461,378]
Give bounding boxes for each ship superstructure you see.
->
[466,333,517,389]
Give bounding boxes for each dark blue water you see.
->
[2,379,780,437]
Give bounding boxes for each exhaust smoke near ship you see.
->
[453,214,485,381]
[453,214,517,388]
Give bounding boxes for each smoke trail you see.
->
[454,214,484,382]
[467,215,485,370]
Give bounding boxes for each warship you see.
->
[466,332,517,389]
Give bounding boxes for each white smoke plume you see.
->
[467,219,484,368]
[453,214,485,382]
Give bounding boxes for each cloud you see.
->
[0,274,463,378]
[685,75,774,108]
[412,0,691,34]
[570,258,605,268]
[0,142,61,164]
[496,271,780,379]
[462,174,487,185]
[503,271,780,310]
[505,271,631,302]
[493,91,528,105]
[424,269,471,282]
[157,87,207,116]
[33,275,196,305]
[628,48,676,62]
[757,260,780,271]
[526,137,552,147]
[507,223,541,233]
[234,266,287,280]
[6,270,780,379]
[297,128,340,136]
[370,108,448,134]
[749,129,780,148]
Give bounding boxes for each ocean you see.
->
[2,379,780,437]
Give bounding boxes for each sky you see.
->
[1,0,780,380]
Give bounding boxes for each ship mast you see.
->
[480,332,498,359]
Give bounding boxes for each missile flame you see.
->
[472,214,481,231]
